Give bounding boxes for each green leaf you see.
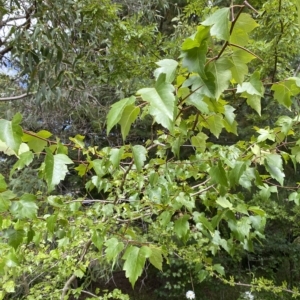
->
[237,72,264,115]
[119,105,140,140]
[230,13,259,46]
[46,214,57,233]
[22,130,52,153]
[230,49,256,84]
[110,147,124,169]
[202,7,230,40]
[0,190,15,212]
[3,280,15,293]
[264,153,285,185]
[138,74,176,122]
[69,134,85,148]
[0,173,7,192]
[174,214,190,242]
[5,228,25,249]
[271,78,300,109]
[181,25,209,77]
[206,114,223,138]
[276,116,294,136]
[0,113,23,154]
[207,56,233,99]
[10,151,34,177]
[92,230,104,251]
[149,247,163,270]
[107,96,136,135]
[122,245,151,288]
[44,149,74,192]
[105,238,124,268]
[132,145,147,172]
[216,197,233,209]
[237,71,264,96]
[209,161,228,187]
[191,132,208,153]
[154,59,178,83]
[10,194,38,219]
[223,105,237,135]
[229,161,246,187]
[213,264,225,276]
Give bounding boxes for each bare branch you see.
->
[0,92,35,101]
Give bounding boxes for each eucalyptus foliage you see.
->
[2,1,300,300]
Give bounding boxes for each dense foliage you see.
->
[2,0,300,300]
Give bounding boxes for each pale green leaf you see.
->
[105,238,124,267]
[10,151,34,177]
[10,194,38,219]
[132,145,147,172]
[44,149,74,192]
[216,196,232,209]
[206,114,223,138]
[264,153,285,185]
[154,59,178,83]
[149,247,163,270]
[0,113,23,154]
[202,8,230,40]
[110,147,124,168]
[230,13,259,46]
[137,74,175,121]
[22,130,51,153]
[191,132,208,153]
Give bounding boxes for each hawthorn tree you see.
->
[2,1,300,300]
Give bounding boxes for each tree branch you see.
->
[0,92,35,101]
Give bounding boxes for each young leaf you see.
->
[107,96,136,135]
[122,245,151,288]
[0,113,23,154]
[22,130,52,153]
[132,145,147,172]
[201,8,230,40]
[44,148,74,192]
